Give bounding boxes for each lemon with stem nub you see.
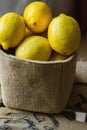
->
[0,12,26,50]
[48,14,81,55]
[23,1,52,33]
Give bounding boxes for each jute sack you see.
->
[0,49,77,113]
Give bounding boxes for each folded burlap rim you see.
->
[0,48,76,64]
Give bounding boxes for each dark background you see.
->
[0,0,86,34]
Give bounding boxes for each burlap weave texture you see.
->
[0,49,77,113]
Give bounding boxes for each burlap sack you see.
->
[0,49,77,113]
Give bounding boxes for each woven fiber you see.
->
[0,49,77,113]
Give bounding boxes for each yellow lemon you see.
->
[48,14,81,55]
[0,12,26,50]
[15,36,52,61]
[23,1,52,33]
[24,26,34,38]
[50,51,68,61]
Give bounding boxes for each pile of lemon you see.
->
[0,1,81,61]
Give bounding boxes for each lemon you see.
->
[0,12,26,50]
[15,36,52,61]
[24,26,34,38]
[50,51,68,61]
[23,1,52,33]
[48,14,81,55]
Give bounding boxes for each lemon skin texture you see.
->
[24,26,34,38]
[0,12,26,50]
[15,36,52,61]
[48,14,81,55]
[50,51,68,61]
[23,1,52,33]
